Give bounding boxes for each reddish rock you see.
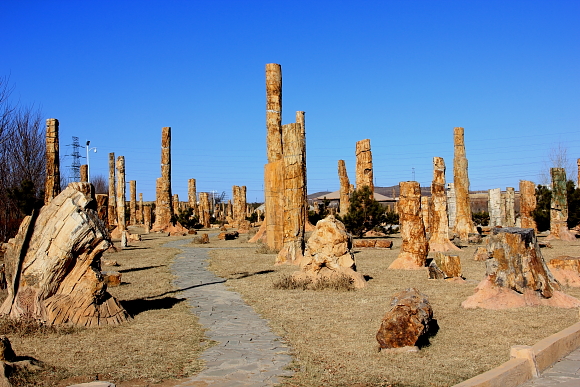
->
[103,271,122,287]
[548,256,580,287]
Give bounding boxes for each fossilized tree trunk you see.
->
[452,127,476,240]
[143,205,152,233]
[548,168,576,241]
[0,182,130,326]
[447,183,456,230]
[188,178,198,218]
[137,193,143,224]
[429,157,459,252]
[389,181,428,269]
[232,185,247,225]
[277,122,306,264]
[96,194,108,225]
[338,160,350,216]
[355,139,373,194]
[520,180,537,230]
[266,63,283,163]
[116,156,127,247]
[173,194,180,216]
[578,158,580,188]
[296,110,309,226]
[199,192,211,228]
[421,196,430,234]
[505,187,515,227]
[265,161,284,251]
[44,118,60,204]
[152,127,173,231]
[108,152,117,226]
[80,165,88,182]
[488,188,502,227]
[129,180,137,225]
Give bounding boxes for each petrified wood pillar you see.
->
[143,205,152,233]
[137,193,143,224]
[265,160,284,251]
[520,180,537,230]
[297,111,309,221]
[96,194,108,226]
[277,122,306,264]
[429,157,459,252]
[462,227,580,309]
[446,183,456,230]
[199,192,211,228]
[355,139,374,194]
[338,160,350,216]
[173,194,180,216]
[389,181,428,269]
[488,188,502,227]
[452,127,476,240]
[116,156,127,247]
[108,152,117,226]
[80,165,88,182]
[152,127,173,231]
[188,178,198,218]
[548,168,576,241]
[232,185,247,224]
[421,196,431,234]
[578,158,580,188]
[0,182,130,326]
[266,63,283,162]
[129,180,137,225]
[505,187,515,227]
[44,118,60,204]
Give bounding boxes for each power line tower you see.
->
[67,136,82,183]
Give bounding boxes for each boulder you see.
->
[429,253,462,279]
[218,231,239,240]
[102,272,122,287]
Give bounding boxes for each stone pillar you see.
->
[96,194,108,226]
[172,194,179,216]
[500,193,507,226]
[116,156,127,247]
[129,180,137,225]
[266,63,283,162]
[389,181,428,269]
[505,187,515,227]
[520,180,537,230]
[188,178,198,218]
[143,205,152,233]
[199,192,211,228]
[80,165,88,182]
[548,168,575,241]
[232,185,247,224]
[137,193,143,224]
[429,157,459,252]
[421,196,431,234]
[296,111,308,222]
[355,139,374,194]
[277,122,306,264]
[578,158,580,188]
[152,127,173,231]
[452,127,476,240]
[488,188,502,227]
[338,160,350,216]
[108,152,117,226]
[44,118,60,204]
[447,183,456,230]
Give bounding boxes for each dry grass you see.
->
[0,228,210,386]
[207,234,580,387]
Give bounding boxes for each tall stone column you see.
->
[152,127,173,231]
[447,183,456,230]
[266,63,283,162]
[429,157,459,252]
[199,192,211,228]
[488,188,502,227]
[108,152,117,226]
[296,111,308,220]
[143,205,152,233]
[137,193,143,224]
[129,181,137,225]
[188,178,198,218]
[173,194,180,216]
[520,180,537,230]
[577,158,580,188]
[80,165,88,182]
[44,118,60,204]
[355,139,374,194]
[389,181,428,269]
[277,122,306,264]
[548,168,575,241]
[232,185,247,225]
[338,160,350,216]
[421,196,431,234]
[452,127,476,240]
[505,187,515,227]
[116,156,127,247]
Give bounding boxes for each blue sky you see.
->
[2,0,579,202]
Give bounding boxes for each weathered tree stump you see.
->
[338,160,350,216]
[519,180,537,231]
[376,288,435,350]
[547,168,576,241]
[428,252,462,279]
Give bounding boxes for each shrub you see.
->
[532,185,551,232]
[340,186,385,237]
[255,243,278,254]
[273,273,355,291]
[472,211,490,226]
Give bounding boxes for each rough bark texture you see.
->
[265,63,282,163]
[265,160,284,251]
[421,196,431,235]
[520,180,537,230]
[294,215,365,288]
[429,157,459,252]
[488,188,502,227]
[129,180,136,225]
[296,111,309,230]
[137,193,143,224]
[338,160,350,216]
[547,168,575,241]
[80,165,88,183]
[452,127,476,240]
[143,205,152,233]
[199,192,211,228]
[232,185,247,225]
[277,123,306,265]
[473,246,488,261]
[389,182,428,269]
[107,152,117,226]
[462,227,580,309]
[152,127,173,231]
[0,183,130,326]
[188,178,198,219]
[116,156,127,247]
[505,187,515,227]
[352,239,392,249]
[434,252,461,278]
[44,118,60,204]
[173,194,179,216]
[355,139,373,193]
[376,288,434,349]
[447,183,456,230]
[95,194,108,226]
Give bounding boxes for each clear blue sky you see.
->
[2,0,579,202]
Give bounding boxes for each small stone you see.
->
[473,246,488,261]
[467,233,482,244]
[103,271,122,287]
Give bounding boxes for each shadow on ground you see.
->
[118,265,166,273]
[121,296,186,316]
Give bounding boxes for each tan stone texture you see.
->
[265,160,284,251]
[429,157,459,252]
[152,127,173,231]
[488,188,502,227]
[44,118,60,204]
[473,246,488,261]
[0,182,130,326]
[116,156,126,242]
[547,168,576,241]
[338,160,350,216]
[434,252,462,278]
[232,185,247,224]
[143,205,152,233]
[296,111,309,228]
[95,194,108,226]
[355,138,373,193]
[452,127,476,240]
[446,183,456,230]
[80,164,88,182]
[108,152,117,226]
[548,256,580,287]
[188,178,198,218]
[199,192,211,228]
[266,63,283,163]
[505,187,515,227]
[173,194,180,216]
[421,196,431,235]
[129,180,137,225]
[137,193,143,224]
[520,180,537,230]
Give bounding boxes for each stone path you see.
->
[519,347,580,387]
[166,239,294,387]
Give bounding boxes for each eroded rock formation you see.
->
[355,139,373,194]
[338,160,350,216]
[488,188,502,227]
[44,118,60,204]
[152,127,173,231]
[80,164,88,182]
[428,157,459,252]
[232,185,247,225]
[137,193,143,224]
[505,187,515,227]
[129,180,137,225]
[96,194,108,226]
[199,192,211,228]
[108,152,117,226]
[520,180,537,230]
[548,256,580,287]
[116,156,127,247]
[188,178,198,219]
[547,168,576,241]
[447,183,456,231]
[452,127,476,240]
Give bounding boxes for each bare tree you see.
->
[539,143,575,186]
[91,174,108,194]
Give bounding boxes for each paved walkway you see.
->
[518,347,580,387]
[166,239,294,387]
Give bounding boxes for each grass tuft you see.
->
[273,274,312,290]
[255,243,278,254]
[273,273,355,291]
[0,316,79,337]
